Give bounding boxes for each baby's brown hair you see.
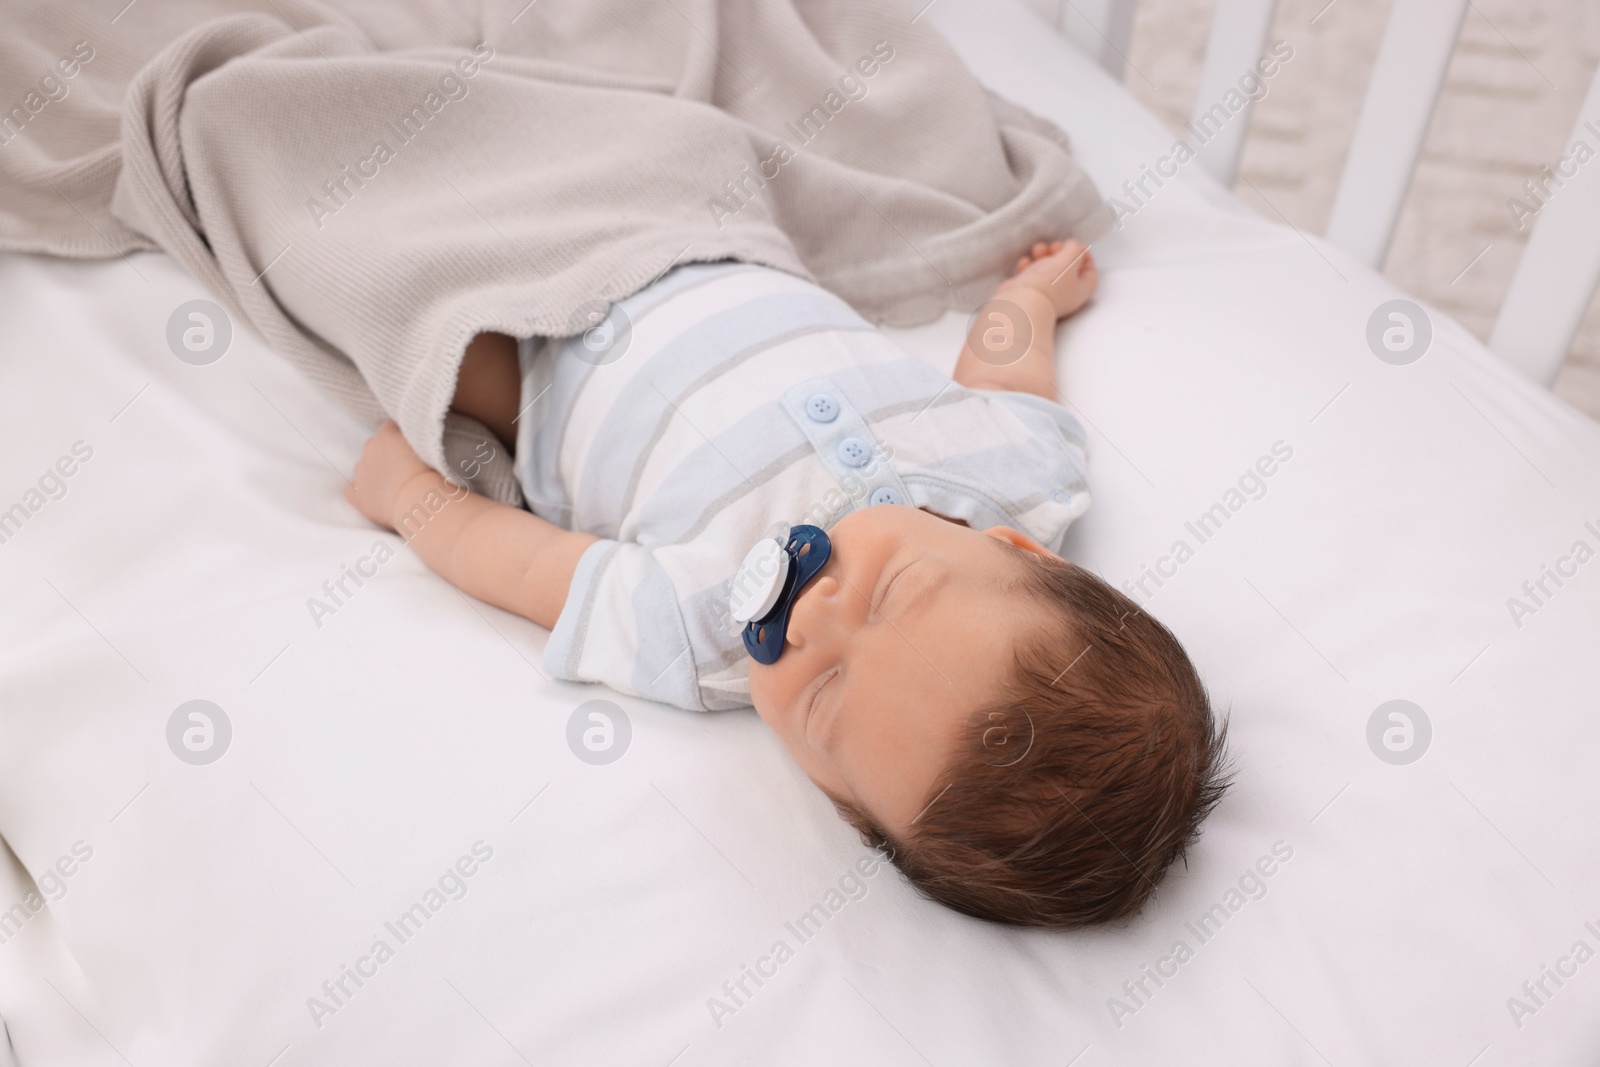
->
[832,547,1231,928]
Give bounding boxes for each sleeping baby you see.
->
[345,240,1231,928]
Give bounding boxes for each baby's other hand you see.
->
[346,420,432,529]
[999,239,1098,319]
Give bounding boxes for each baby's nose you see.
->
[784,574,848,652]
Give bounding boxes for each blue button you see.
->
[869,486,901,506]
[1051,489,1071,504]
[805,393,840,423]
[836,437,871,467]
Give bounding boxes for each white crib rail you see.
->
[1188,0,1278,186]
[1055,0,1136,81]
[1489,62,1600,385]
[1323,0,1469,269]
[1028,0,1600,388]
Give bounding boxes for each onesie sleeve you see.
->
[985,391,1092,553]
[988,390,1090,457]
[895,387,1092,555]
[543,539,707,711]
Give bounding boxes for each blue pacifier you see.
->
[729,525,832,665]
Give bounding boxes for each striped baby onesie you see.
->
[513,262,1091,711]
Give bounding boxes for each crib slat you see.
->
[1187,0,1279,186]
[1489,63,1600,385]
[1324,0,1469,268]
[1013,0,1062,31]
[1058,0,1138,79]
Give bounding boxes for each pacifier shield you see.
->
[732,525,831,665]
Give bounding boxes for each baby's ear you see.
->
[982,525,1058,559]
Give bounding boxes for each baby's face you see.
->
[747,505,1056,840]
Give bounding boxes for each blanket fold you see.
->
[0,0,1109,475]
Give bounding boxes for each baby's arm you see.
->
[344,421,597,629]
[953,239,1097,401]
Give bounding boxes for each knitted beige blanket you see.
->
[0,0,1108,473]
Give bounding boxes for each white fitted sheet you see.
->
[1,0,1598,1063]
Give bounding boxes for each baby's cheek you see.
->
[746,661,793,731]
[746,659,772,705]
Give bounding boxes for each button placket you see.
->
[781,377,911,514]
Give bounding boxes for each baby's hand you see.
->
[999,239,1098,320]
[346,420,433,530]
